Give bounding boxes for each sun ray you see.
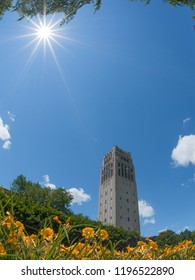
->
[14,14,64,83]
[14,7,86,102]
[16,37,42,86]
[13,8,97,160]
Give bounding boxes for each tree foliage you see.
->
[11,174,31,194]
[0,0,12,19]
[0,186,69,233]
[153,230,181,247]
[103,224,140,250]
[0,0,101,23]
[151,229,195,248]
[11,174,73,213]
[0,1,195,23]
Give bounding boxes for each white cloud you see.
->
[3,140,11,150]
[144,217,156,225]
[43,175,57,189]
[171,135,195,166]
[138,200,155,218]
[138,200,155,225]
[68,187,91,205]
[183,117,191,126]
[0,117,11,150]
[7,111,16,122]
[0,118,10,141]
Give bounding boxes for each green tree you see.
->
[11,174,30,194]
[190,231,195,243]
[0,0,101,23]
[0,187,70,233]
[0,1,194,23]
[0,0,12,19]
[179,229,192,241]
[49,187,73,212]
[103,225,140,250]
[154,230,181,247]
[11,175,73,214]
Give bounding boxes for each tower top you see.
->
[103,146,132,164]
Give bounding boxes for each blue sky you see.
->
[0,0,195,237]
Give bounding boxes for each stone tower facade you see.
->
[98,146,140,233]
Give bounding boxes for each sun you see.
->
[37,24,52,41]
[16,13,70,75]
[16,12,77,96]
[29,15,62,46]
[18,13,67,56]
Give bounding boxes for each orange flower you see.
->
[144,252,153,260]
[114,250,121,257]
[66,242,86,256]
[145,238,159,251]
[7,230,26,245]
[53,216,62,225]
[99,229,109,241]
[25,234,37,248]
[15,221,25,232]
[1,212,14,229]
[0,243,6,255]
[40,228,54,242]
[137,241,146,246]
[179,240,192,248]
[7,231,18,245]
[82,227,95,239]
[126,245,134,253]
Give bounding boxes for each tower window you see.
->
[121,164,124,177]
[125,166,127,178]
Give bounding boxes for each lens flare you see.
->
[15,6,84,107]
[37,24,52,40]
[15,13,72,85]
